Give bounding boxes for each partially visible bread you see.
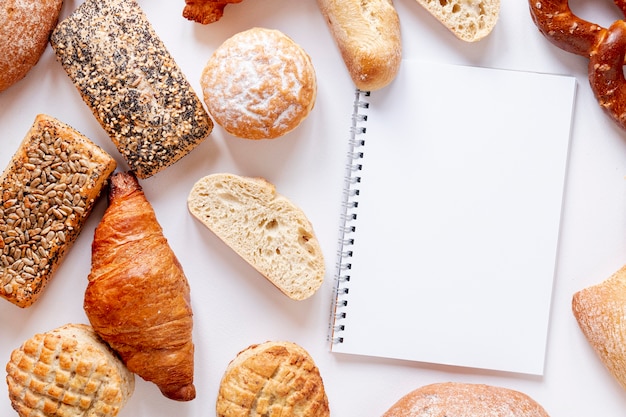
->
[216,341,330,417]
[6,323,134,417]
[413,0,500,42]
[572,264,626,391]
[0,0,63,92]
[183,0,244,24]
[317,0,401,91]
[382,382,550,417]
[200,28,317,140]
[187,173,325,300]
[0,114,116,308]
[50,0,212,179]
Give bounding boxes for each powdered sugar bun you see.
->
[200,27,316,140]
[0,0,63,92]
[382,382,550,417]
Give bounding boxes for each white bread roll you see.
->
[382,382,550,417]
[187,173,325,300]
[316,0,402,91]
[572,264,626,391]
[413,0,500,42]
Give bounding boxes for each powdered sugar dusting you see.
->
[201,27,316,139]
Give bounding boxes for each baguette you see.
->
[216,341,330,417]
[382,382,550,417]
[6,323,134,417]
[0,114,116,308]
[187,173,325,300]
[50,0,212,179]
[572,264,626,392]
[413,0,500,42]
[316,0,402,91]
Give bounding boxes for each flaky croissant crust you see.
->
[183,0,243,24]
[84,172,195,401]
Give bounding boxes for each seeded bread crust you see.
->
[6,323,134,417]
[0,114,116,308]
[0,0,64,92]
[50,0,212,179]
[187,173,325,300]
[216,341,330,417]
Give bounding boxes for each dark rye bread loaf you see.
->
[50,0,212,179]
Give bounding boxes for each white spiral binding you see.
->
[329,89,369,346]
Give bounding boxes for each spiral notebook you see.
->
[328,60,577,375]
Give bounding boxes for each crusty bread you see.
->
[200,28,317,140]
[187,173,325,300]
[0,0,63,92]
[316,0,402,91]
[6,323,134,417]
[382,382,550,417]
[572,264,626,391]
[216,341,330,417]
[50,0,212,179]
[413,0,500,42]
[183,0,244,24]
[0,114,116,308]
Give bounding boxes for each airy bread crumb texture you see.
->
[415,0,500,42]
[188,173,325,300]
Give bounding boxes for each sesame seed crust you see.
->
[0,114,117,308]
[50,0,212,179]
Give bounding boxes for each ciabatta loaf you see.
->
[382,382,550,417]
[6,323,134,417]
[216,341,330,417]
[316,0,402,91]
[187,173,325,300]
[0,114,116,308]
[413,0,500,42]
[572,264,626,391]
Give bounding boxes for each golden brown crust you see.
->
[382,382,550,417]
[201,28,316,140]
[0,0,63,92]
[316,0,401,91]
[84,171,195,401]
[0,114,116,308]
[183,0,244,24]
[572,264,626,392]
[217,341,330,417]
[6,323,134,417]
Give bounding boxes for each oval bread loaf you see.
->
[382,382,550,417]
[187,173,325,300]
[316,0,402,91]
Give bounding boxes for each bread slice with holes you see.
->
[414,0,500,42]
[187,173,325,300]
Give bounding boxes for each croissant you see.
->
[84,171,196,401]
[183,0,243,24]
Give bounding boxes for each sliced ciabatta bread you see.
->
[414,0,500,42]
[187,173,325,300]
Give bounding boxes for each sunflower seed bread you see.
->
[0,114,116,308]
[50,0,212,179]
[6,323,134,417]
[187,173,325,301]
[216,341,330,417]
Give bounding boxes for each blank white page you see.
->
[330,60,577,375]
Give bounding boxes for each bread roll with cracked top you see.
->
[316,0,402,91]
[187,173,325,300]
[572,264,626,391]
[200,27,316,140]
[382,382,550,417]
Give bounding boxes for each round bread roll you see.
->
[382,382,550,417]
[200,27,317,140]
[6,323,134,417]
[0,0,64,92]
[216,341,330,416]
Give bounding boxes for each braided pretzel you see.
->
[529,0,626,129]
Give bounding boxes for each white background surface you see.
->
[1,0,626,416]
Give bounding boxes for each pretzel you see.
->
[529,0,626,129]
